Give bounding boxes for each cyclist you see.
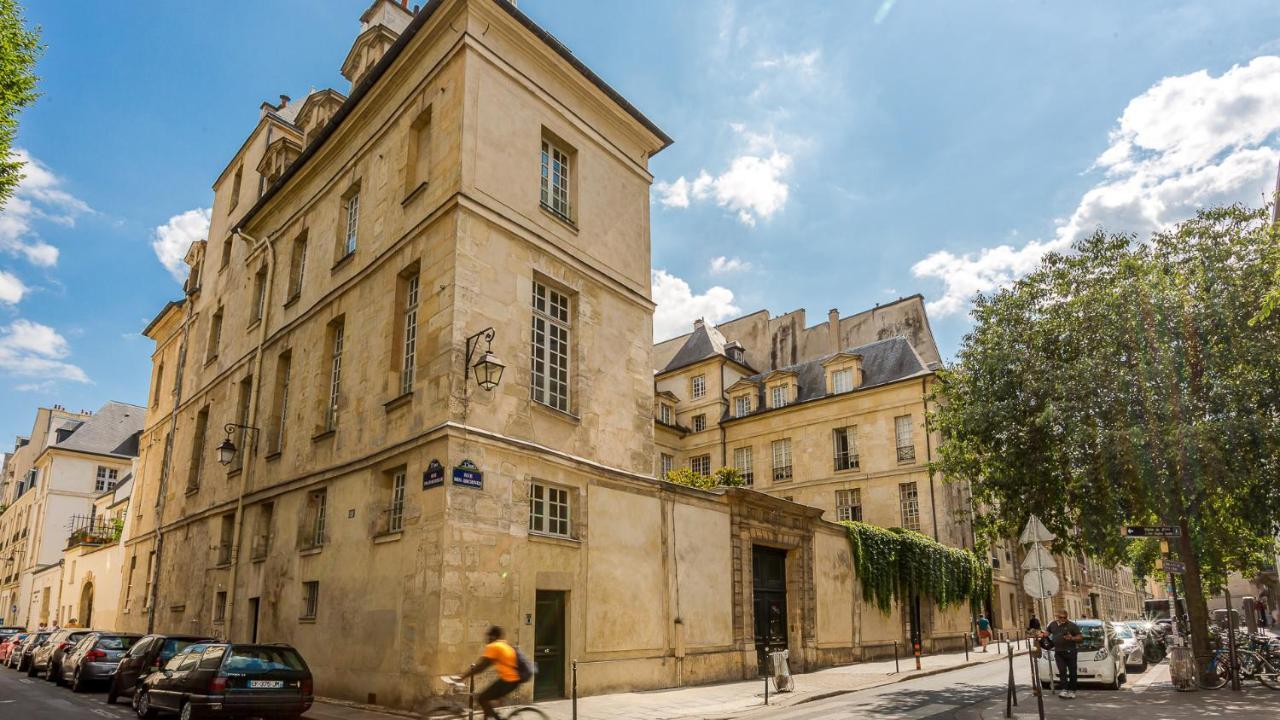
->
[457,626,521,719]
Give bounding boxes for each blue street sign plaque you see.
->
[423,459,445,489]
[452,460,483,489]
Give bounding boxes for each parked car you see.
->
[0,632,26,665]
[108,634,213,704]
[0,625,23,640]
[1122,619,1166,664]
[1111,622,1148,672]
[134,643,313,719]
[1037,619,1127,690]
[11,630,51,671]
[30,627,94,681]
[61,631,144,691]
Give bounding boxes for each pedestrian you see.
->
[977,613,992,652]
[1042,610,1083,699]
[1028,613,1041,635]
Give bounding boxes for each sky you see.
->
[2,0,1280,444]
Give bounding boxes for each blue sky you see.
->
[2,0,1279,444]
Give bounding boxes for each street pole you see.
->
[1225,587,1240,692]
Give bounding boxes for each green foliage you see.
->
[0,0,41,208]
[1125,537,1162,584]
[663,466,746,490]
[843,520,991,613]
[1253,209,1280,324]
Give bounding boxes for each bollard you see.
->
[1008,639,1018,709]
[893,640,900,674]
[1029,647,1046,720]
[468,675,475,720]
[763,672,769,705]
[571,660,578,720]
[913,641,922,671]
[965,635,970,662]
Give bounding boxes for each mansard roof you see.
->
[49,401,145,459]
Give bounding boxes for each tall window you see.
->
[691,375,706,399]
[231,376,252,470]
[272,352,291,453]
[895,415,916,462]
[95,466,119,493]
[899,481,920,531]
[690,454,711,475]
[343,192,360,256]
[733,446,754,486]
[540,137,572,219]
[771,438,793,481]
[207,308,224,361]
[124,555,137,612]
[831,368,853,394]
[770,384,790,409]
[659,453,673,478]
[325,321,345,431]
[692,414,706,432]
[658,404,673,425]
[308,490,327,548]
[253,503,274,560]
[152,363,165,408]
[214,591,227,622]
[220,236,233,269]
[734,394,751,417]
[406,106,432,194]
[400,273,420,396]
[833,426,859,471]
[836,488,862,522]
[251,265,268,324]
[529,482,570,538]
[143,551,155,609]
[287,234,308,300]
[229,165,243,210]
[388,469,407,533]
[301,581,319,619]
[531,280,571,412]
[188,407,209,492]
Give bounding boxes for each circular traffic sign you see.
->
[1022,568,1059,599]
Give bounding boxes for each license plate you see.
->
[249,680,284,689]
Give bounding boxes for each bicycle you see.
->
[420,676,549,719]
[1194,646,1280,690]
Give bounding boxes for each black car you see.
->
[9,630,50,671]
[134,643,313,720]
[61,632,143,691]
[30,628,94,681]
[108,634,212,704]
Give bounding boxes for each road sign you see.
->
[1019,516,1056,545]
[1023,568,1060,599]
[1124,526,1181,538]
[1161,559,1186,574]
[1021,544,1057,570]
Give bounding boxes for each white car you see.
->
[1112,622,1148,672]
[1037,619,1127,690]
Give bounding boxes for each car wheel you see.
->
[135,690,157,719]
[26,661,37,677]
[53,664,65,686]
[71,668,84,692]
[179,700,194,720]
[106,677,118,704]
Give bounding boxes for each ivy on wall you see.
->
[843,521,991,613]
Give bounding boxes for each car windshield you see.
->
[162,638,199,657]
[224,646,306,673]
[1078,624,1105,651]
[98,636,140,651]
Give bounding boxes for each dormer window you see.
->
[770,384,791,409]
[734,394,752,417]
[659,404,673,425]
[822,353,864,395]
[831,368,853,394]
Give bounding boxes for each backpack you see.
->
[514,648,537,683]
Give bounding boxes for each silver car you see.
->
[1111,622,1147,672]
[59,632,143,692]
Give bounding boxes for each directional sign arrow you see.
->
[1020,515,1056,545]
[1162,559,1186,574]
[1124,526,1181,538]
[1021,544,1058,570]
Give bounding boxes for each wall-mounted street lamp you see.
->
[216,423,261,466]
[464,327,506,392]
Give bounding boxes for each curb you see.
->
[783,650,1031,710]
[314,695,419,719]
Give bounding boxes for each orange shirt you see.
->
[484,640,520,682]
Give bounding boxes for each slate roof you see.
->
[660,321,731,374]
[731,336,931,416]
[52,401,144,459]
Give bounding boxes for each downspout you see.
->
[147,295,195,632]
[922,377,939,542]
[222,230,276,642]
[719,362,727,468]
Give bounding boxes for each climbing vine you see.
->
[842,521,991,613]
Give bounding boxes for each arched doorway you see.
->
[78,582,94,628]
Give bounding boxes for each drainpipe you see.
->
[921,377,939,542]
[223,229,277,643]
[147,297,195,633]
[719,363,727,468]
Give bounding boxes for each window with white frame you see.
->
[770,384,790,409]
[690,454,711,476]
[691,375,706,399]
[658,404,673,425]
[659,453,674,478]
[529,482,570,537]
[308,490,327,548]
[833,426,859,471]
[692,414,706,432]
[95,466,119,492]
[287,234,307,300]
[325,322,345,431]
[894,414,916,462]
[899,481,920,531]
[734,394,751,417]
[272,353,291,454]
[733,446,754,486]
[771,438,793,481]
[387,469,406,533]
[531,280,571,412]
[343,192,360,256]
[301,581,319,619]
[836,488,862,522]
[540,138,572,219]
[831,367,854,394]
[401,273,420,396]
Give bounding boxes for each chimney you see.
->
[828,308,840,354]
[278,94,291,109]
[693,318,705,330]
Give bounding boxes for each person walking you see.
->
[1043,610,1083,699]
[977,614,992,652]
[1028,613,1041,634]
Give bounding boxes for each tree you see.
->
[931,205,1280,665]
[0,0,40,208]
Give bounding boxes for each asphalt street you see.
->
[0,667,135,720]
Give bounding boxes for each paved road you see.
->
[0,666,134,720]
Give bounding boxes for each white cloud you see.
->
[651,269,740,342]
[755,50,820,75]
[914,56,1280,317]
[0,319,89,383]
[709,255,752,274]
[0,149,92,269]
[0,269,25,304]
[655,126,793,227]
[152,208,211,282]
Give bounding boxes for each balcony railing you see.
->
[896,445,917,463]
[66,517,121,549]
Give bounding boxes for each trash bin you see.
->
[769,650,794,693]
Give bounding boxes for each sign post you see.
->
[1020,516,1057,707]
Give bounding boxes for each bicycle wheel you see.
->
[1255,656,1280,690]
[506,707,550,719]
[1196,654,1230,690]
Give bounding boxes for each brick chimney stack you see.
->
[828,308,840,353]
